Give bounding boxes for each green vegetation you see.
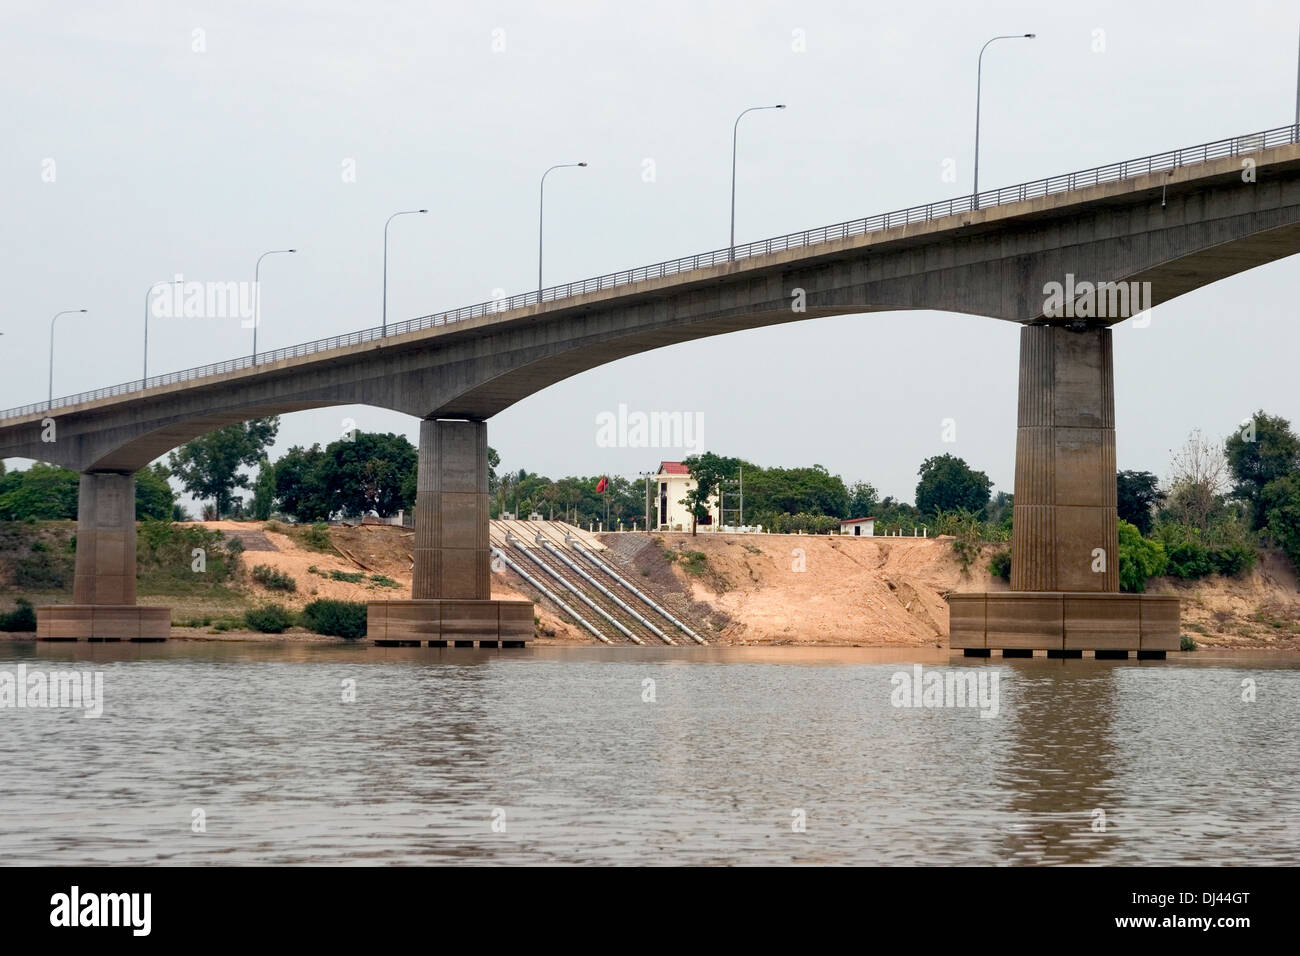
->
[0,462,174,521]
[301,599,368,639]
[1118,520,1167,593]
[915,454,993,516]
[251,564,296,592]
[1180,635,1198,651]
[369,574,400,589]
[167,417,279,519]
[301,522,332,552]
[244,603,295,633]
[136,520,240,595]
[0,598,36,632]
[272,432,416,522]
[987,548,1012,583]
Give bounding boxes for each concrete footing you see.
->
[367,599,533,645]
[36,605,170,641]
[949,592,1180,652]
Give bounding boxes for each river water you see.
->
[1,642,1297,865]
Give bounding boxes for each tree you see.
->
[1262,474,1300,572]
[681,452,734,535]
[985,490,1014,535]
[273,444,332,522]
[1225,411,1300,531]
[134,462,175,520]
[847,480,878,518]
[168,417,280,519]
[1165,429,1228,534]
[250,459,276,520]
[915,454,992,516]
[322,432,416,518]
[0,463,79,519]
[1116,470,1163,536]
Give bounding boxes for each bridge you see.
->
[5,123,1300,649]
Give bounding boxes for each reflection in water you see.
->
[0,643,1297,864]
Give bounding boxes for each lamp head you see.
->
[417,209,428,214]
[1025,33,1036,38]
[775,103,787,109]
[577,162,588,167]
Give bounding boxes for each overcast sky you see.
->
[4,0,1300,508]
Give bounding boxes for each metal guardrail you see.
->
[4,122,1295,422]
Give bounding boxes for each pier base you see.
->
[368,419,534,647]
[36,604,170,641]
[949,592,1180,653]
[949,325,1179,656]
[36,471,170,641]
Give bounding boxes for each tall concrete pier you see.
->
[368,419,533,646]
[36,471,170,640]
[950,325,1179,657]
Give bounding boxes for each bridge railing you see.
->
[4,122,1297,422]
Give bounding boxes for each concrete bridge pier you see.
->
[949,324,1180,657]
[36,471,170,640]
[368,418,533,646]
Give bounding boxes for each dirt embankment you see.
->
[596,532,1300,649]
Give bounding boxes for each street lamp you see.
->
[973,34,1035,209]
[143,279,183,381]
[383,209,427,335]
[730,104,786,260]
[252,248,296,363]
[49,309,87,409]
[539,163,587,300]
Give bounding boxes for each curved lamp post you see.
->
[253,248,296,362]
[730,104,786,260]
[49,309,87,409]
[143,279,183,381]
[974,34,1035,209]
[383,209,427,335]
[539,163,587,300]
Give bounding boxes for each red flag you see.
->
[596,476,608,493]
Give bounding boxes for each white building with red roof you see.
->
[653,460,720,531]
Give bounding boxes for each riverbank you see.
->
[2,522,1297,647]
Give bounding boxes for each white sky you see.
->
[3,0,1299,507]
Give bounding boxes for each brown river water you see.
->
[1,642,1297,865]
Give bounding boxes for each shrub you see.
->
[1180,634,1198,651]
[0,598,37,632]
[302,599,368,639]
[327,569,364,584]
[251,564,297,592]
[369,574,399,588]
[301,522,332,552]
[245,603,295,633]
[987,548,1012,582]
[1118,520,1167,593]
